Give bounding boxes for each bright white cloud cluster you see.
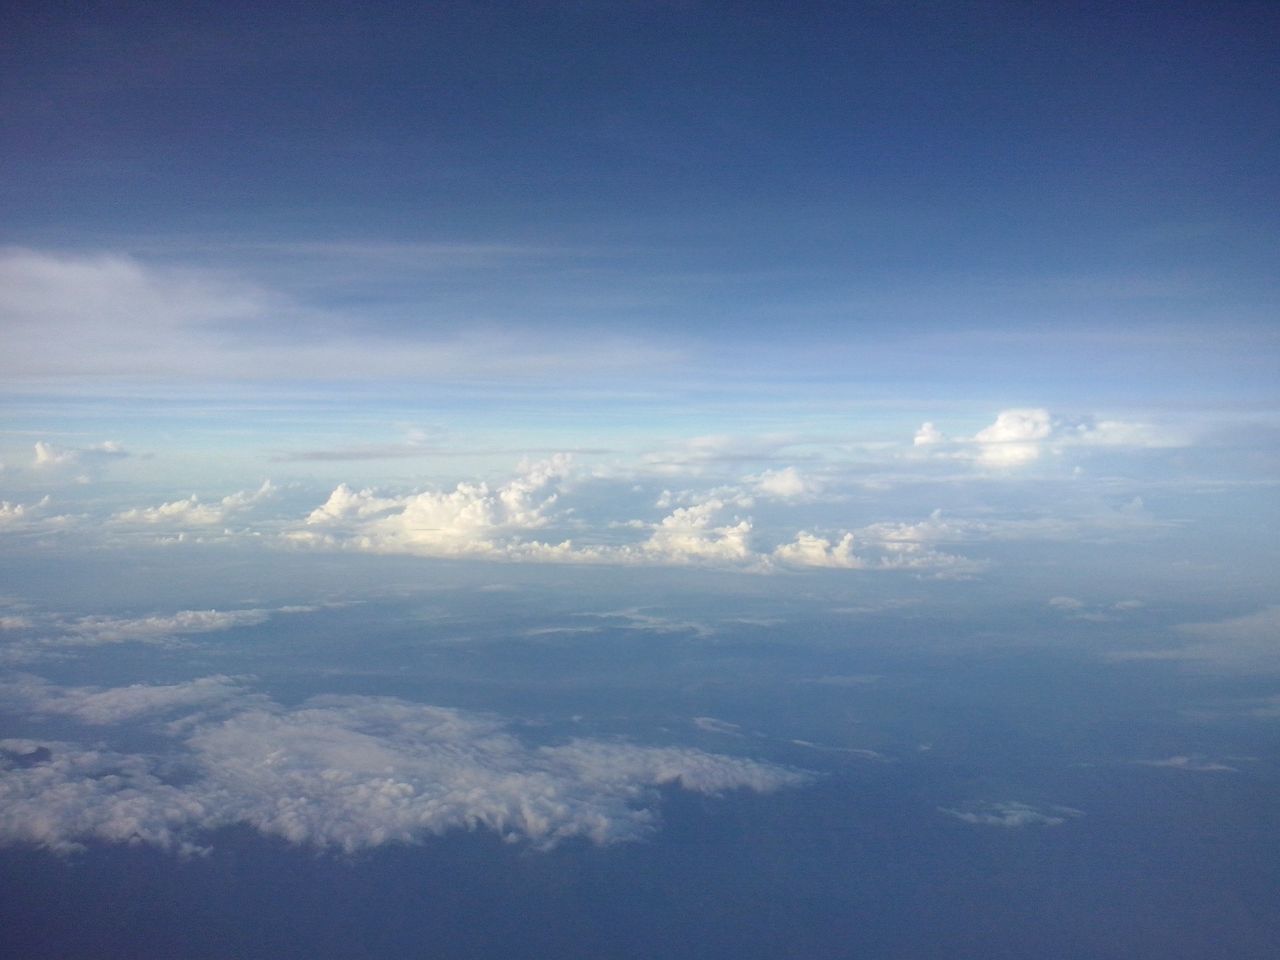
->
[0,679,809,855]
[913,408,1178,468]
[299,456,575,559]
[112,480,275,527]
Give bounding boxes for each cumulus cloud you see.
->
[639,499,755,565]
[33,440,129,473]
[773,532,862,569]
[751,466,820,500]
[299,457,576,559]
[0,495,53,527]
[112,480,275,527]
[0,682,809,855]
[911,408,1181,469]
[939,801,1084,828]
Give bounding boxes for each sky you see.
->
[2,3,1279,958]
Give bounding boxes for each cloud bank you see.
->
[0,679,809,855]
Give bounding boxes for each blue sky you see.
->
[2,6,1280,956]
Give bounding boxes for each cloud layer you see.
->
[0,678,809,855]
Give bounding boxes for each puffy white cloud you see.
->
[913,422,945,446]
[112,480,275,527]
[751,466,820,500]
[301,457,573,558]
[972,408,1052,466]
[773,532,862,569]
[0,684,809,855]
[0,495,52,527]
[640,499,754,565]
[939,801,1083,828]
[911,408,1182,469]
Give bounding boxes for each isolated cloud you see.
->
[773,532,862,569]
[751,466,820,500]
[939,800,1083,827]
[1136,756,1238,772]
[0,682,809,855]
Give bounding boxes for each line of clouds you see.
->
[0,677,809,855]
[914,408,1182,468]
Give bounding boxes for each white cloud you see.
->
[639,499,755,565]
[0,495,52,527]
[0,685,809,855]
[773,532,862,569]
[911,408,1183,469]
[0,674,251,725]
[939,800,1083,828]
[751,466,820,500]
[0,248,679,384]
[62,609,272,646]
[112,480,275,527]
[300,457,574,559]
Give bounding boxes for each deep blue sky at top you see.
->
[5,2,1276,274]
[1,1,1277,424]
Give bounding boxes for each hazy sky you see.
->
[2,6,1279,957]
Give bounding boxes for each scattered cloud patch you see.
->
[1136,755,1238,772]
[939,800,1084,828]
[112,481,276,528]
[0,681,809,855]
[912,408,1181,469]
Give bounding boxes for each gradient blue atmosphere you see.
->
[2,3,1279,958]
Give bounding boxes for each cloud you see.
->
[299,457,575,559]
[639,499,755,565]
[0,683,809,855]
[751,466,820,499]
[0,495,53,527]
[1136,756,1238,772]
[24,441,131,486]
[112,480,275,527]
[0,607,290,663]
[911,408,1182,469]
[0,674,251,725]
[1107,607,1280,673]
[773,532,862,569]
[0,248,679,384]
[939,801,1084,828]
